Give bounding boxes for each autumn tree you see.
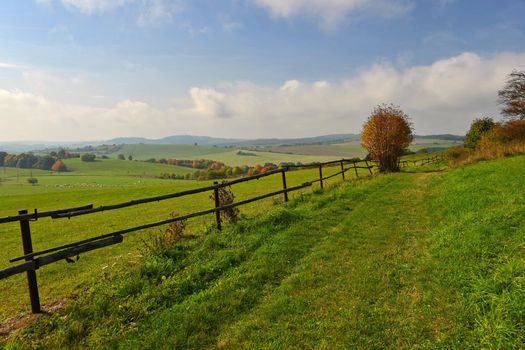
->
[51,159,67,172]
[361,104,413,173]
[498,69,525,120]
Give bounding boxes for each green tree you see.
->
[0,151,7,166]
[117,154,126,160]
[464,117,495,149]
[33,155,56,170]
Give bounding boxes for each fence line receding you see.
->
[0,155,443,314]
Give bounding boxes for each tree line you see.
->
[156,160,315,181]
[0,152,68,172]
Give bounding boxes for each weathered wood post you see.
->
[213,182,222,231]
[365,160,373,175]
[340,160,345,180]
[318,164,324,189]
[281,169,289,202]
[19,209,41,314]
[353,161,359,177]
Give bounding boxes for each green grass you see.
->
[111,144,229,160]
[62,158,191,177]
[256,138,458,158]
[0,161,364,320]
[4,155,524,349]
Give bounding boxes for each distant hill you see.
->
[1,133,463,153]
[415,134,464,141]
[107,133,462,147]
[106,135,244,146]
[105,134,362,147]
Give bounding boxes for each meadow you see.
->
[247,138,459,157]
[0,155,376,320]
[110,144,341,164]
[3,154,523,349]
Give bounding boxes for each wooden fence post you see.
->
[340,160,345,180]
[365,160,373,175]
[18,209,41,314]
[318,164,324,189]
[353,161,359,177]
[213,182,221,231]
[281,170,289,202]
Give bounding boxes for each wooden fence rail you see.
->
[0,155,443,314]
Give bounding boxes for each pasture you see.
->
[0,156,376,320]
[110,144,342,165]
[4,154,523,349]
[248,138,459,157]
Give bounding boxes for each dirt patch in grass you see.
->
[0,294,77,340]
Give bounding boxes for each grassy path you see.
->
[218,172,446,348]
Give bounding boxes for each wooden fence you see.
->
[0,155,443,314]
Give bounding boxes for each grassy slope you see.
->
[0,164,359,319]
[6,156,524,349]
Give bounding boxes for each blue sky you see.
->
[1,0,525,141]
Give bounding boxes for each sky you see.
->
[1,0,525,141]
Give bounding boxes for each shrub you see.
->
[211,185,239,224]
[117,154,125,160]
[361,104,413,172]
[450,119,525,166]
[143,212,186,258]
[80,153,96,162]
[27,177,38,186]
[446,146,469,163]
[464,117,495,149]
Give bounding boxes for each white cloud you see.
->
[1,51,523,141]
[0,61,24,70]
[38,0,183,25]
[252,0,411,29]
[60,0,132,13]
[218,15,243,32]
[137,0,185,25]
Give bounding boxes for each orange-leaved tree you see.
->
[51,159,67,172]
[361,104,413,173]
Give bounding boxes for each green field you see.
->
[109,144,342,165]
[3,154,523,349]
[0,156,377,321]
[106,139,456,166]
[249,138,459,158]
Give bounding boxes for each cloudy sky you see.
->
[1,0,524,141]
